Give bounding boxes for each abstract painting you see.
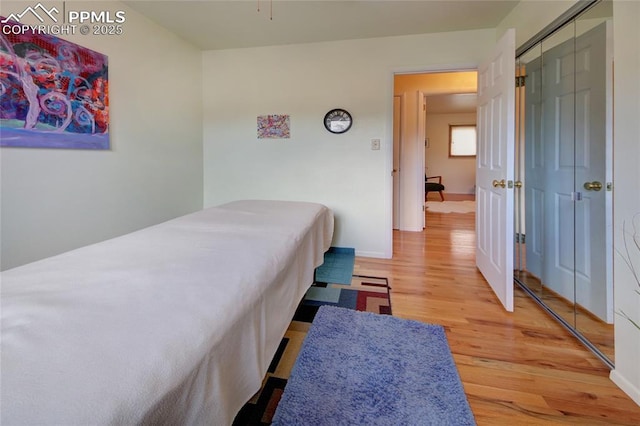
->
[257,114,290,139]
[0,19,109,149]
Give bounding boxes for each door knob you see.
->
[492,179,506,188]
[583,181,603,191]
[514,180,523,188]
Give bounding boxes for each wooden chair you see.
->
[425,175,445,201]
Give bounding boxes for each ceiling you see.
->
[426,93,477,114]
[123,1,519,51]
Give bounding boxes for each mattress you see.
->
[1,200,334,425]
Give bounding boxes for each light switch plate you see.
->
[371,139,380,150]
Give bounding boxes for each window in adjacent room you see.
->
[449,124,477,157]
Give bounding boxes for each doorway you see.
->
[392,72,478,233]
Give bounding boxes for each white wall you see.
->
[425,113,476,194]
[611,0,640,407]
[0,1,204,270]
[202,30,495,257]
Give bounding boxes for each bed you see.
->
[1,200,334,425]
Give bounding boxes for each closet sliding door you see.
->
[572,5,614,357]
[514,0,614,367]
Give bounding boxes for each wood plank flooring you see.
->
[353,205,640,425]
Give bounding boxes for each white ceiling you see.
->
[123,1,519,51]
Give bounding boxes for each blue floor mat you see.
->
[314,247,355,285]
[273,306,475,426]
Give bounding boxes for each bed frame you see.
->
[1,200,334,425]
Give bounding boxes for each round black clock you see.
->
[324,108,352,134]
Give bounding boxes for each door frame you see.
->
[392,94,404,230]
[390,65,479,241]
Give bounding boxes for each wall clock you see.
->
[324,108,353,134]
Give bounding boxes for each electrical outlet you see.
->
[371,139,380,150]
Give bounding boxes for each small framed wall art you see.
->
[257,114,290,139]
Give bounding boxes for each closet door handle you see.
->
[492,179,506,188]
[583,181,603,191]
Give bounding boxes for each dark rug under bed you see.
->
[232,274,392,425]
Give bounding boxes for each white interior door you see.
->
[476,29,516,312]
[393,95,402,229]
[418,92,426,229]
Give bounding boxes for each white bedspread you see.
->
[1,200,334,425]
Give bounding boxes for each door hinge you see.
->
[515,233,526,243]
[515,76,526,87]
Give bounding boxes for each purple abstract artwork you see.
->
[0,19,109,149]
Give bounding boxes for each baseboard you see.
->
[610,369,640,406]
[355,250,389,259]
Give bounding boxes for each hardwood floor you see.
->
[353,207,640,425]
[514,269,615,363]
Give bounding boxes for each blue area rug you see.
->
[272,306,476,426]
[314,247,355,285]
